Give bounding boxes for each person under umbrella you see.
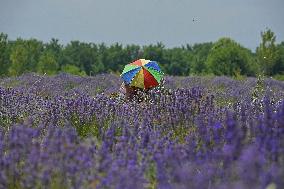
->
[120,59,164,102]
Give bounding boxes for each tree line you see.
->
[0,29,284,79]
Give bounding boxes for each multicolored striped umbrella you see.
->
[120,59,164,89]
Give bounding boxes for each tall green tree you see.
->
[61,41,83,68]
[125,44,141,61]
[61,41,99,75]
[9,39,29,76]
[0,33,10,76]
[46,38,63,64]
[163,47,192,76]
[24,39,44,72]
[37,50,58,75]
[103,43,127,73]
[90,43,104,75]
[206,38,254,76]
[9,38,43,76]
[273,42,284,75]
[46,38,62,56]
[256,29,278,75]
[190,42,213,74]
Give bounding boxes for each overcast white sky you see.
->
[0,0,283,51]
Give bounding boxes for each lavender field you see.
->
[0,73,284,189]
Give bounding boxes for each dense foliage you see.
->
[0,73,283,189]
[1,29,284,78]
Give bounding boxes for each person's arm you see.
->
[124,84,135,100]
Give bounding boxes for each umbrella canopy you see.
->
[121,59,164,89]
